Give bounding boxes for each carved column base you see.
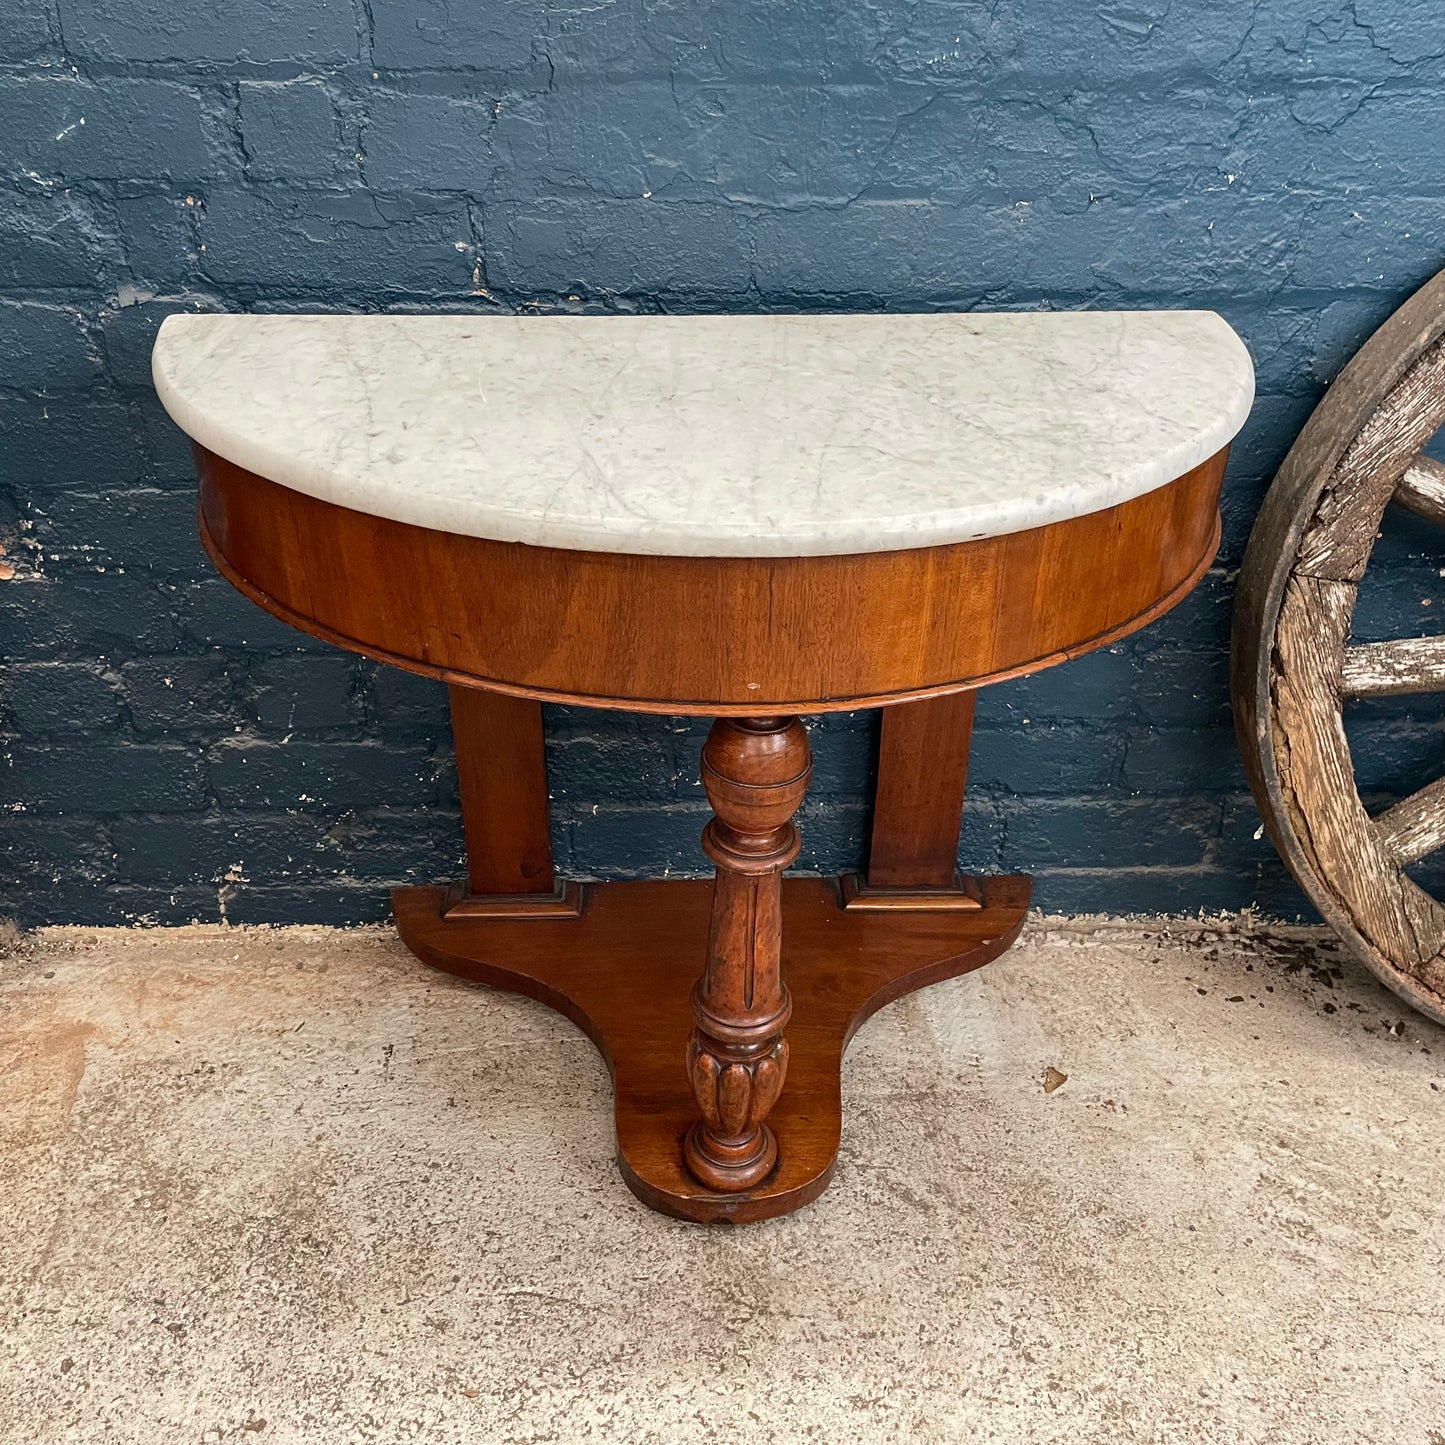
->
[683,1119,777,1192]
[683,1033,789,1191]
[392,873,1032,1223]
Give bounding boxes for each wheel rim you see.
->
[1233,267,1445,1025]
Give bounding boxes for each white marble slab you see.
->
[153,311,1254,558]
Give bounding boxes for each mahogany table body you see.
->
[194,443,1229,1222]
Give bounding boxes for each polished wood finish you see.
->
[843,690,981,911]
[684,717,811,1192]
[198,446,1227,715]
[869,691,976,887]
[441,879,584,919]
[443,686,583,920]
[839,871,983,911]
[393,874,1030,1223]
[450,686,554,896]
[189,429,1231,1218]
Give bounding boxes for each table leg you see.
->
[392,688,1030,1222]
[684,716,811,1192]
[841,691,984,910]
[443,686,581,919]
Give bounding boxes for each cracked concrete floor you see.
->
[1,916,1442,1445]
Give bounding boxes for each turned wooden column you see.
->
[684,716,812,1192]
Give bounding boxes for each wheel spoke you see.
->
[1340,635,1445,698]
[1394,454,1445,526]
[1373,775,1445,866]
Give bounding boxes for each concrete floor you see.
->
[1,916,1442,1445]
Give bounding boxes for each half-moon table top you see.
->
[154,310,1254,559]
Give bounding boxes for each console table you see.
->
[154,311,1253,1222]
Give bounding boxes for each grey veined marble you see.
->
[153,311,1254,558]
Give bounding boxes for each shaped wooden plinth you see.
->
[392,874,1029,1223]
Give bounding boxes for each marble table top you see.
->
[153,311,1254,558]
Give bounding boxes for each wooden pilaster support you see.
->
[842,690,982,910]
[444,685,581,919]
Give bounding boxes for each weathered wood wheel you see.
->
[1233,266,1445,1025]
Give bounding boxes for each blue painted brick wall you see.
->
[2,0,1443,925]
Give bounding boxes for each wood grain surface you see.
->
[393,875,1030,1223]
[199,445,1228,715]
[683,716,811,1193]
[1232,263,1445,1024]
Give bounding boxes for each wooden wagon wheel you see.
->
[1233,265,1445,1025]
